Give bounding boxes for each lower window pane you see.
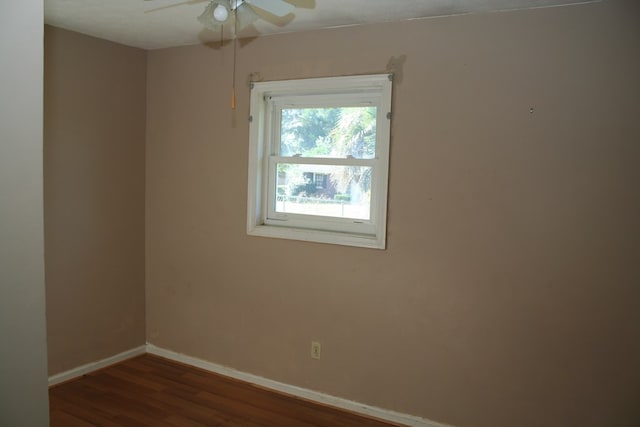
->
[276,163,372,220]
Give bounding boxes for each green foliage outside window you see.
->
[280,107,377,199]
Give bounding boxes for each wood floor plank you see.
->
[181,370,388,427]
[105,365,168,391]
[50,409,98,427]
[164,414,211,427]
[49,354,406,427]
[148,389,239,426]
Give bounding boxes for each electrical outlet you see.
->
[311,341,321,360]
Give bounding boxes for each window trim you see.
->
[247,74,392,249]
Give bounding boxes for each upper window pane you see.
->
[280,107,377,159]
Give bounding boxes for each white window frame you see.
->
[247,74,392,249]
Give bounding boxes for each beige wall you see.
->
[146,1,640,426]
[44,26,147,375]
[0,1,50,425]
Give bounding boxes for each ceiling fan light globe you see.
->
[213,4,229,21]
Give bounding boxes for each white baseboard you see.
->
[146,343,449,427]
[48,345,147,387]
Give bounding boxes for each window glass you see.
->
[275,163,372,220]
[280,107,377,159]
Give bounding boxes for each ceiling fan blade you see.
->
[244,0,294,17]
[145,0,207,14]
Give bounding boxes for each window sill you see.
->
[247,224,385,249]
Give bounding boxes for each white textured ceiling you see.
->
[45,0,597,50]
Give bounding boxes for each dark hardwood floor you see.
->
[49,354,405,427]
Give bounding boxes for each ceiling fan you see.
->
[145,0,295,33]
[145,0,295,110]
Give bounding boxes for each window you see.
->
[247,74,392,249]
[313,173,327,190]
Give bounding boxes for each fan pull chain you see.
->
[231,8,238,110]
